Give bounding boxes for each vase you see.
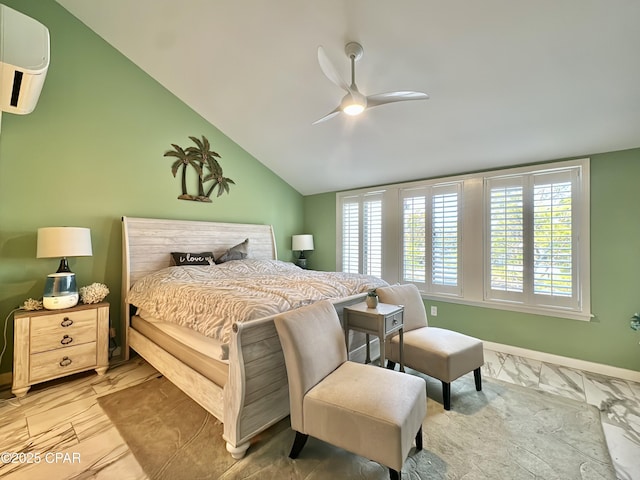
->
[366,295,378,308]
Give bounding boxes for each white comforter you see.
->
[127,259,387,344]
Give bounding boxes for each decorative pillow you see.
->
[215,238,250,264]
[171,252,215,266]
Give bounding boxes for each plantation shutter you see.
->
[486,168,580,309]
[339,192,383,277]
[431,183,461,295]
[402,188,427,285]
[341,197,360,274]
[401,183,461,295]
[532,169,578,309]
[486,176,525,302]
[363,194,383,277]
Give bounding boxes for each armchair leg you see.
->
[442,381,451,410]
[474,367,482,391]
[389,468,400,480]
[415,425,423,451]
[386,360,396,370]
[289,431,309,459]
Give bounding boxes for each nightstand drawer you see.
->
[385,312,403,334]
[30,342,97,383]
[30,310,97,353]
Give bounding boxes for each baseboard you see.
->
[349,337,381,364]
[484,341,640,383]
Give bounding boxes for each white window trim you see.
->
[336,158,591,321]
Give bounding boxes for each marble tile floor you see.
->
[0,351,638,480]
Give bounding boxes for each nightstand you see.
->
[343,302,404,371]
[12,302,110,397]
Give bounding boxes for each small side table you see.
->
[344,302,404,371]
[12,302,110,397]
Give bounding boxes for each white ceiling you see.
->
[55,0,640,195]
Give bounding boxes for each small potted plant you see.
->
[366,289,379,309]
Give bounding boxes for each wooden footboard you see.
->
[223,294,368,458]
[223,315,288,457]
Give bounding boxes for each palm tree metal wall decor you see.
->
[164,135,235,202]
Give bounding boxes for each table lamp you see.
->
[292,234,314,269]
[37,227,92,309]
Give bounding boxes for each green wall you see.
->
[304,149,640,372]
[302,192,336,271]
[0,1,303,376]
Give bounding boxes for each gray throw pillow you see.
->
[216,238,249,264]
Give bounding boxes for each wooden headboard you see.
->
[122,216,277,289]
[120,216,277,356]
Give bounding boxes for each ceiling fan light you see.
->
[340,90,367,116]
[343,103,365,116]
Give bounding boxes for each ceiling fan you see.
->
[313,42,429,125]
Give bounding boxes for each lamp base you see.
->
[56,257,72,273]
[296,251,308,269]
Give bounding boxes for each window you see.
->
[486,178,524,297]
[485,169,580,310]
[402,192,426,283]
[400,183,462,296]
[341,198,360,274]
[339,191,383,277]
[337,159,590,320]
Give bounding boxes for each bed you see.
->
[121,216,386,459]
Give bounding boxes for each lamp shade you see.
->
[37,227,93,258]
[292,234,314,252]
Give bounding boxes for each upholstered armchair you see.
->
[274,299,426,480]
[376,284,484,410]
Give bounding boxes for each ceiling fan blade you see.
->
[312,106,342,125]
[366,91,429,108]
[317,46,352,93]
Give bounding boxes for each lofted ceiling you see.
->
[55,0,640,195]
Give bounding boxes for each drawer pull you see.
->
[60,318,74,327]
[59,356,72,367]
[60,335,73,345]
[392,319,398,325]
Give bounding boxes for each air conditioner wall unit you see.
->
[0,4,50,115]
